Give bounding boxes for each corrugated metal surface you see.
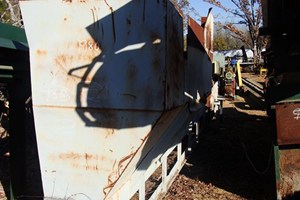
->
[276,102,300,145]
[19,1,189,199]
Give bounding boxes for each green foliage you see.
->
[0,0,22,27]
[214,26,246,51]
[204,0,264,66]
[0,0,10,23]
[214,35,227,51]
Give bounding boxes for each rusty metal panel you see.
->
[19,1,186,199]
[276,102,300,145]
[203,10,214,61]
[188,17,204,48]
[188,11,213,62]
[276,147,300,198]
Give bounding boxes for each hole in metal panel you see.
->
[145,165,162,200]
[167,146,178,176]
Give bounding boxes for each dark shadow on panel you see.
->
[67,1,166,129]
[65,2,187,198]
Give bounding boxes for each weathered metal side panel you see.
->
[19,1,182,199]
[276,102,300,145]
[165,1,185,109]
[21,1,166,111]
[186,17,213,98]
[186,47,212,97]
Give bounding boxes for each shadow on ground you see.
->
[180,94,277,200]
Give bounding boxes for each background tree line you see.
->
[214,22,251,51]
[172,0,267,65]
[0,0,22,27]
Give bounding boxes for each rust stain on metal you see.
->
[55,55,69,67]
[36,49,48,56]
[102,127,152,196]
[49,152,114,172]
[55,53,97,81]
[57,152,108,163]
[117,153,135,175]
[91,7,100,30]
[54,55,76,78]
[104,128,115,139]
[85,165,99,171]
[62,0,93,3]
[58,152,94,160]
[85,153,93,160]
[188,17,204,47]
[276,102,300,145]
[103,152,135,196]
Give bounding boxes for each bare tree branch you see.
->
[5,0,17,22]
[203,0,264,65]
[0,0,22,27]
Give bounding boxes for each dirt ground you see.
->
[242,72,267,85]
[162,74,277,200]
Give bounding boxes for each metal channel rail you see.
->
[242,78,265,107]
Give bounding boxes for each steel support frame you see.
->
[128,127,190,200]
[108,109,200,200]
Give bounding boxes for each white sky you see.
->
[189,0,238,23]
